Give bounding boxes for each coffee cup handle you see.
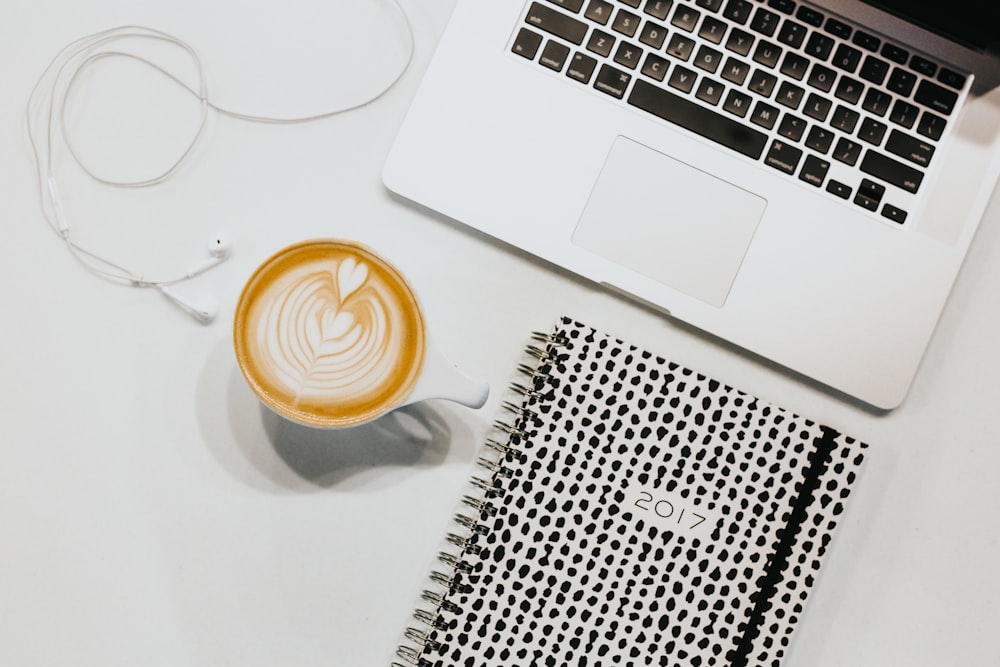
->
[403,334,489,409]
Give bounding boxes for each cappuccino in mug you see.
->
[234,239,426,427]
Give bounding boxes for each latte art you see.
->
[234,241,425,427]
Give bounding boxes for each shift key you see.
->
[526,2,589,45]
[860,150,924,193]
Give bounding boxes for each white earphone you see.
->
[26,4,414,324]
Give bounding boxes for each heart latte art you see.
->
[234,240,425,427]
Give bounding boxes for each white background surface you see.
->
[2,1,999,665]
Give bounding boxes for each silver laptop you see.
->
[383,0,1000,409]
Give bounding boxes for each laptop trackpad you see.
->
[572,136,766,308]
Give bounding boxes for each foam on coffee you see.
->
[234,240,425,427]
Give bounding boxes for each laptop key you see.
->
[723,89,753,116]
[832,44,862,73]
[540,40,572,70]
[748,69,778,97]
[613,41,644,69]
[671,5,702,31]
[780,52,809,80]
[795,5,824,27]
[776,81,805,109]
[722,0,753,24]
[833,137,862,165]
[643,0,673,20]
[860,150,924,193]
[937,68,967,90]
[696,77,726,105]
[777,21,808,49]
[854,178,884,211]
[826,179,851,199]
[699,16,729,43]
[777,114,807,142]
[799,154,831,186]
[887,68,915,96]
[749,8,781,37]
[696,0,724,11]
[612,9,642,36]
[527,3,589,44]
[721,57,751,85]
[567,52,599,82]
[694,45,724,73]
[594,63,632,98]
[752,41,782,68]
[512,28,544,60]
[750,101,780,129]
[831,105,860,133]
[882,203,907,224]
[764,139,803,174]
[824,17,852,40]
[768,0,796,15]
[917,111,946,140]
[584,0,614,24]
[628,79,769,158]
[859,117,888,145]
[668,64,698,92]
[914,80,958,115]
[666,34,697,60]
[640,52,670,81]
[880,42,908,65]
[587,30,616,57]
[889,100,919,129]
[639,21,668,48]
[885,129,935,167]
[547,0,586,12]
[834,76,864,105]
[859,56,889,85]
[804,32,834,60]
[725,28,755,56]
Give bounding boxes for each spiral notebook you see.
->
[394,317,868,667]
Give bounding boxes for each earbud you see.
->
[156,285,219,324]
[181,233,233,279]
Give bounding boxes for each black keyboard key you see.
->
[628,79,767,160]
[780,52,809,80]
[671,5,702,31]
[549,0,585,12]
[890,100,919,129]
[914,79,959,115]
[699,16,729,43]
[824,17,852,39]
[723,89,753,116]
[852,31,881,51]
[613,41,645,69]
[804,32,835,60]
[540,40,572,70]
[666,33,697,60]
[885,129,936,167]
[860,151,924,193]
[641,52,670,81]
[909,54,937,77]
[799,154,831,186]
[832,43,863,73]
[917,111,946,141]
[696,0,724,11]
[594,63,632,98]
[882,203,907,224]
[768,0,796,15]
[803,93,832,121]
[627,79,769,158]
[776,81,805,109]
[643,0,673,20]
[512,28,544,59]
[777,21,808,49]
[620,0,642,7]
[725,28,755,56]
[696,77,726,105]
[567,52,599,82]
[752,41,782,69]
[748,69,778,96]
[862,88,891,116]
[859,117,888,145]
[778,113,807,141]
[668,64,698,92]
[805,125,835,153]
[694,45,725,73]
[859,56,889,85]
[831,105,860,133]
[612,9,642,36]
[527,3,589,44]
[765,139,803,174]
[722,0,753,24]
[833,137,862,165]
[750,8,781,36]
[721,57,751,85]
[881,42,908,64]
[834,76,864,104]
[938,67,967,90]
[587,29,616,57]
[639,21,668,49]
[826,179,851,199]
[796,5,824,27]
[750,101,780,129]
[585,0,614,24]
[887,68,916,96]
[854,178,885,211]
[807,64,837,92]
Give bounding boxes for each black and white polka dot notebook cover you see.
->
[394,317,868,667]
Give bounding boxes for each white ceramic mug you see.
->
[233,239,488,428]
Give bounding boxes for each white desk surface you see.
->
[2,1,999,665]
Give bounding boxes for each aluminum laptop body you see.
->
[384,0,1000,409]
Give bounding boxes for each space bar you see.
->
[627,80,768,160]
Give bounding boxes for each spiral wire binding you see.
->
[391,330,566,667]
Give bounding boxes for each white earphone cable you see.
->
[26,1,415,290]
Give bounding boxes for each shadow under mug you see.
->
[233,238,488,428]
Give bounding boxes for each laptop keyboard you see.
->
[510,0,969,225]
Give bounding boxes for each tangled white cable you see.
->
[26,1,415,323]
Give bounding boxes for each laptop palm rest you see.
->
[572,136,767,308]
